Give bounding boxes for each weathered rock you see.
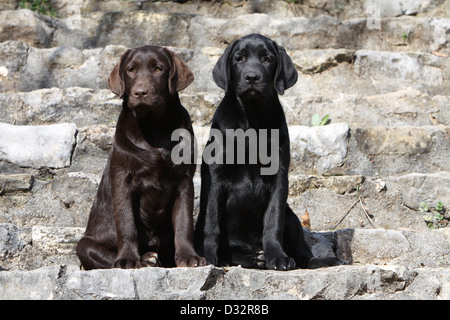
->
[346,125,450,176]
[289,175,364,196]
[2,41,450,98]
[50,171,99,223]
[0,122,77,168]
[52,11,192,49]
[0,41,29,93]
[354,126,433,156]
[0,87,121,127]
[287,174,430,231]
[0,224,27,262]
[353,50,448,95]
[206,264,422,300]
[337,228,450,268]
[0,41,197,93]
[290,49,354,74]
[190,13,355,50]
[0,178,83,229]
[181,92,221,126]
[0,174,33,195]
[289,123,349,175]
[31,225,84,257]
[1,264,449,300]
[363,0,435,17]
[2,8,450,54]
[2,87,449,129]
[397,172,450,210]
[0,9,54,47]
[0,265,65,299]
[281,88,450,128]
[12,0,447,20]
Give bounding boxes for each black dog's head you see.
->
[213,34,298,100]
[108,46,194,110]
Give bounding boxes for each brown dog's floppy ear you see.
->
[108,50,128,98]
[274,45,298,95]
[166,49,194,95]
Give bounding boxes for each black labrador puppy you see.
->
[77,45,206,269]
[195,34,343,270]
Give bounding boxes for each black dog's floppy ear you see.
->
[166,48,194,95]
[108,50,129,98]
[212,41,237,92]
[274,45,298,95]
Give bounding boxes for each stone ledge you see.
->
[0,264,448,300]
[2,224,448,271]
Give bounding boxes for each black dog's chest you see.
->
[224,168,272,212]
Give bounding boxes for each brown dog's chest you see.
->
[130,161,187,224]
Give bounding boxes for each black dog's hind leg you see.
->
[283,205,344,269]
[283,206,314,268]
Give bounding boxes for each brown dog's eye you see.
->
[128,67,135,73]
[154,66,162,73]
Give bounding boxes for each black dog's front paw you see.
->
[266,256,296,271]
[307,257,346,269]
[204,253,219,267]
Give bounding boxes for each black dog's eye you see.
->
[235,56,244,63]
[263,56,272,63]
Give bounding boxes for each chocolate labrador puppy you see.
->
[195,34,343,270]
[77,45,206,269]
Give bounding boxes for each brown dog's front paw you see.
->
[141,252,161,267]
[176,254,207,268]
[113,258,143,269]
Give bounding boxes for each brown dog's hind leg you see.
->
[76,237,117,270]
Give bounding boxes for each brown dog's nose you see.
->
[245,72,260,84]
[133,87,149,99]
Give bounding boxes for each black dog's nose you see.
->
[133,87,149,98]
[245,73,260,84]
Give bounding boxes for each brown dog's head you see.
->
[108,46,194,110]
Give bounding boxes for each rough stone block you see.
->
[0,122,77,168]
[289,123,349,175]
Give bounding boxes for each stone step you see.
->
[1,223,449,270]
[1,122,447,234]
[288,173,450,231]
[1,166,449,232]
[1,40,450,97]
[1,122,448,176]
[281,88,450,128]
[1,122,449,176]
[1,223,448,299]
[1,8,450,54]
[3,0,446,20]
[1,87,448,128]
[196,124,450,177]
[2,264,449,300]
